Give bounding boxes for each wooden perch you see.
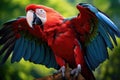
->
[35,66,85,80]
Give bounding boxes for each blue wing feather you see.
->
[95,36,108,62]
[42,45,51,65]
[98,16,117,45]
[86,28,110,70]
[98,23,113,49]
[48,49,59,68]
[96,12,120,37]
[0,17,58,69]
[98,35,108,60]
[39,44,45,63]
[107,27,117,45]
[86,43,98,70]
[34,45,44,63]
[23,40,32,60]
[6,37,58,68]
[85,7,120,70]
[12,38,23,63]
[92,38,101,62]
[29,41,39,61]
[86,48,94,70]
[31,41,36,55]
[30,44,40,62]
[46,51,59,68]
[47,50,54,68]
[16,37,25,62]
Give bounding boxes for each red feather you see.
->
[25,4,96,80]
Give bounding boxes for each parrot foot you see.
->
[71,64,81,77]
[54,66,66,78]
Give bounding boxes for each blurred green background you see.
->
[0,0,120,80]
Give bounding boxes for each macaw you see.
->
[0,3,120,80]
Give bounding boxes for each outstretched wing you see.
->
[72,3,120,70]
[0,17,59,69]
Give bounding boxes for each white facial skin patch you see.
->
[35,9,47,24]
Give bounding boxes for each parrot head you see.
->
[26,4,64,30]
[26,4,47,29]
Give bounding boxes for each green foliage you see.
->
[0,59,55,80]
[0,0,120,80]
[95,38,120,80]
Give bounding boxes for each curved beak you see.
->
[32,13,43,26]
[26,10,43,28]
[26,10,34,28]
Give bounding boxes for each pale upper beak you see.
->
[26,9,47,28]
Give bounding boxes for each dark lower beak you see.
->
[32,13,43,26]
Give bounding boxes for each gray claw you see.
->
[71,64,81,77]
[59,66,65,77]
[54,66,65,77]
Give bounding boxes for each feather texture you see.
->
[0,31,14,45]
[34,44,44,63]
[1,4,119,74]
[23,39,32,60]
[12,38,23,62]
[82,4,120,70]
[96,12,120,37]
[15,37,25,62]
[98,23,113,49]
[0,36,16,56]
[42,45,51,65]
[0,43,15,64]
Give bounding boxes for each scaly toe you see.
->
[54,66,66,77]
[70,64,81,77]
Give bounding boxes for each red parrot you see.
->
[0,3,120,80]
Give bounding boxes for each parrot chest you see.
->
[47,26,77,63]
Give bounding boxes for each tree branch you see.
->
[35,66,85,80]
